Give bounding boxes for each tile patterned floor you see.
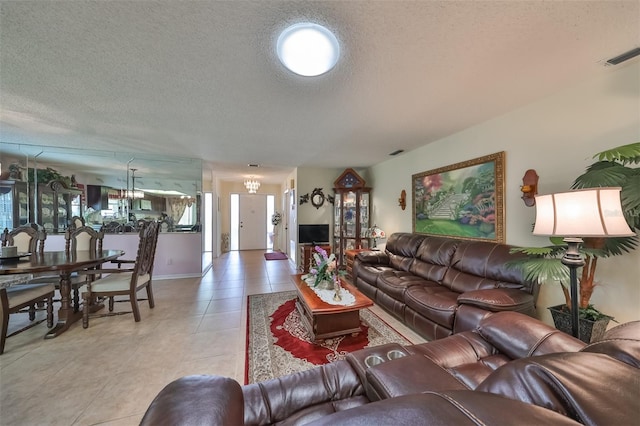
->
[0,250,425,425]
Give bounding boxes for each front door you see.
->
[239,194,267,250]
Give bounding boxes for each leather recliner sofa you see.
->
[141,312,640,425]
[352,232,538,340]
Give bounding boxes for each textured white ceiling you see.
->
[1,1,638,183]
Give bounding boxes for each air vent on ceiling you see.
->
[605,47,640,66]
[389,149,404,156]
[248,163,260,168]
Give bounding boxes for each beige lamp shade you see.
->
[533,187,634,237]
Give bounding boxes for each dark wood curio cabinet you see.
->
[0,180,82,233]
[333,168,371,268]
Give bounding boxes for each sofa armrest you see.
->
[356,251,389,265]
[243,359,366,425]
[457,288,534,313]
[140,375,243,426]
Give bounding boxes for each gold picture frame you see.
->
[412,151,505,243]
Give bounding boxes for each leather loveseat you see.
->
[352,232,538,340]
[141,312,640,425]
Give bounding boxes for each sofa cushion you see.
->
[354,264,394,288]
[477,311,585,359]
[376,270,431,301]
[384,233,425,271]
[476,352,640,426]
[442,240,531,294]
[404,284,458,329]
[580,320,640,368]
[409,236,458,282]
[457,288,535,313]
[307,392,582,426]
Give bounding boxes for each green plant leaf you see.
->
[621,172,640,228]
[507,255,569,283]
[572,161,632,189]
[595,142,640,165]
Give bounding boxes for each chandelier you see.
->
[244,177,260,194]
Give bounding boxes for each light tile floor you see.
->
[0,250,425,425]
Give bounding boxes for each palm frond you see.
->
[512,258,569,284]
[572,162,632,189]
[598,236,639,257]
[509,245,567,257]
[621,172,640,229]
[595,142,640,165]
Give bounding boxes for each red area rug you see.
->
[245,291,413,384]
[264,251,288,260]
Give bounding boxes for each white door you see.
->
[239,194,267,250]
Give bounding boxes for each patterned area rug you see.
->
[245,290,412,384]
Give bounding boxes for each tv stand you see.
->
[299,244,331,273]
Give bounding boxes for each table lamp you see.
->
[532,187,634,338]
[367,225,386,250]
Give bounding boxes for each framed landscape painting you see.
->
[412,152,505,243]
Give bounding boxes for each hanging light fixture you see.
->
[244,177,261,194]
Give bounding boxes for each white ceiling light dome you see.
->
[276,23,340,77]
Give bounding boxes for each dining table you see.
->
[0,249,125,338]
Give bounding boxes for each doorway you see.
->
[230,193,275,250]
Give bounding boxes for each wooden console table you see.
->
[292,274,373,342]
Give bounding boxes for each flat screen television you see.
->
[298,224,330,245]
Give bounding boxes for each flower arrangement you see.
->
[302,246,345,287]
[271,212,282,226]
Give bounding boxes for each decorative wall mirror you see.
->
[311,188,325,209]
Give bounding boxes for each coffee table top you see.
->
[292,274,373,314]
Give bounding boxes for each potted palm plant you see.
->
[511,142,639,343]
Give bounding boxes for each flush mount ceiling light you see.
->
[277,23,340,76]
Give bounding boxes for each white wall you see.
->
[296,167,341,226]
[368,62,640,326]
[46,232,203,279]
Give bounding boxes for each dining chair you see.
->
[1,224,46,254]
[65,225,105,253]
[159,220,173,233]
[70,216,85,230]
[0,283,54,354]
[63,226,105,311]
[1,225,48,290]
[80,221,160,328]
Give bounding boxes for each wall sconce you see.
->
[398,190,406,210]
[520,169,539,207]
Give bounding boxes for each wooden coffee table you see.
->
[292,274,374,342]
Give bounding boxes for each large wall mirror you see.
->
[1,142,202,233]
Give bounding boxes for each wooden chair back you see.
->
[132,221,160,282]
[1,225,46,254]
[65,226,105,253]
[158,220,173,232]
[70,216,85,230]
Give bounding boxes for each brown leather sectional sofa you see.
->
[141,312,640,425]
[352,232,538,340]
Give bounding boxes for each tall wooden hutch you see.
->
[333,168,371,267]
[0,179,83,233]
